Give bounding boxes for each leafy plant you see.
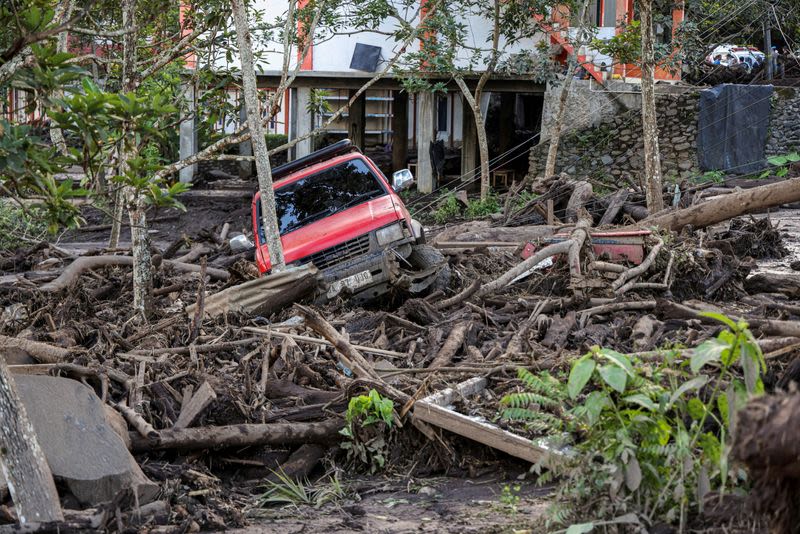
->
[340,389,394,473]
[465,191,500,218]
[501,312,765,531]
[432,193,462,224]
[499,483,521,513]
[759,152,800,179]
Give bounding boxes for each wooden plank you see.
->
[414,377,563,465]
[174,381,216,429]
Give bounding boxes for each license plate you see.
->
[327,270,373,298]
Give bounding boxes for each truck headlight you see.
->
[376,222,404,246]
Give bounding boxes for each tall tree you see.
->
[230,0,285,272]
[542,0,591,183]
[639,0,664,212]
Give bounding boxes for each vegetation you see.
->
[501,312,765,531]
[340,389,395,473]
[259,469,347,508]
[0,204,49,250]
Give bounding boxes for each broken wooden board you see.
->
[186,264,318,318]
[414,377,564,466]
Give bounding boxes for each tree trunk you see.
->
[542,0,588,183]
[641,176,800,231]
[109,0,138,250]
[454,77,490,199]
[543,61,576,181]
[127,193,152,316]
[0,357,63,524]
[231,0,286,272]
[639,0,664,213]
[49,0,73,156]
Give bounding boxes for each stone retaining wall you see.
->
[528,84,800,186]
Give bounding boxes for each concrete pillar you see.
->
[460,94,478,181]
[416,91,435,193]
[391,90,408,173]
[238,96,253,179]
[179,84,197,183]
[348,89,367,151]
[295,86,313,159]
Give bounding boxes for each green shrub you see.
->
[464,191,500,218]
[0,204,48,251]
[432,193,462,224]
[502,312,765,531]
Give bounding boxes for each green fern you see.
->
[500,391,560,409]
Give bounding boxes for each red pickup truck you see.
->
[250,140,448,303]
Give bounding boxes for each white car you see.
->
[706,45,765,72]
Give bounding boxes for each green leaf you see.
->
[598,348,634,376]
[623,393,656,411]
[669,375,709,407]
[583,391,610,425]
[691,339,728,373]
[687,397,706,420]
[768,155,789,166]
[566,523,594,534]
[776,167,789,177]
[598,364,627,393]
[786,152,800,162]
[568,356,596,400]
[698,311,737,330]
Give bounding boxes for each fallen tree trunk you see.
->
[642,177,800,232]
[432,221,561,245]
[130,418,344,451]
[40,255,229,292]
[0,336,71,364]
[745,273,800,298]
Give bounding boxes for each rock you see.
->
[674,143,692,151]
[601,155,613,165]
[10,375,158,506]
[678,160,693,171]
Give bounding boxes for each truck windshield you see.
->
[257,157,386,241]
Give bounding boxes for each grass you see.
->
[259,468,347,509]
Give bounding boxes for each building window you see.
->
[436,95,448,133]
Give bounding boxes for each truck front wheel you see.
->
[408,244,451,294]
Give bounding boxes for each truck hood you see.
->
[257,194,403,270]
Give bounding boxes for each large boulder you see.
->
[8,375,158,506]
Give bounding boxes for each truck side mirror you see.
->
[229,234,255,253]
[392,169,414,192]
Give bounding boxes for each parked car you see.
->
[706,44,765,72]
[247,139,449,303]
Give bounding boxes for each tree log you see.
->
[642,177,800,231]
[745,273,800,298]
[432,221,561,245]
[0,356,63,523]
[39,255,229,292]
[129,418,343,451]
[0,336,71,364]
[429,322,468,369]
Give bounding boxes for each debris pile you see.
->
[3,171,800,531]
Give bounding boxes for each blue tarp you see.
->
[697,84,773,174]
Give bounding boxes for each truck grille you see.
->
[303,233,371,270]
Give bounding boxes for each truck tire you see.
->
[408,244,451,293]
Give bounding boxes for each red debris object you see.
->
[522,230,651,265]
